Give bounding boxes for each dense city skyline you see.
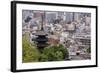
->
[22,10,91,62]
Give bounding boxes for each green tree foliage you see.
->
[87,47,91,53]
[22,33,69,62]
[22,34,40,63]
[39,44,69,62]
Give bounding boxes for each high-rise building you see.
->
[65,12,73,24]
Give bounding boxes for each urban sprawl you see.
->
[22,10,91,60]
